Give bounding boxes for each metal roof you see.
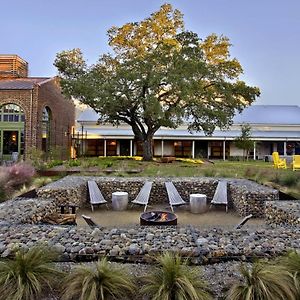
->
[0,77,50,90]
[78,105,300,126]
[79,127,300,140]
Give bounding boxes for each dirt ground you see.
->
[76,204,264,228]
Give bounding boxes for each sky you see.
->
[1,0,300,106]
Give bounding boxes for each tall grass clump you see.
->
[61,257,135,300]
[227,261,298,300]
[0,245,62,300]
[278,172,299,187]
[141,252,212,300]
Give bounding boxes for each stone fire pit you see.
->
[140,211,177,225]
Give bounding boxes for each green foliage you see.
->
[61,257,135,300]
[46,159,64,169]
[141,252,212,300]
[279,251,300,284]
[227,261,298,300]
[55,4,259,161]
[278,172,299,187]
[0,245,63,300]
[68,159,81,167]
[26,147,45,169]
[234,123,255,160]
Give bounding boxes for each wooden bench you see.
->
[131,181,153,212]
[87,180,108,211]
[165,181,186,212]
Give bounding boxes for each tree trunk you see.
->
[142,135,154,161]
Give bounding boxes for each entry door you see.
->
[119,140,130,156]
[3,130,19,154]
[1,130,19,160]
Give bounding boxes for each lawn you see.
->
[45,157,300,199]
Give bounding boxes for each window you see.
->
[42,107,52,152]
[0,104,25,122]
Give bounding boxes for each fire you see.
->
[160,213,168,221]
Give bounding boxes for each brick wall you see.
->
[0,78,75,159]
[37,78,75,159]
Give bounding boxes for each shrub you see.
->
[46,159,64,169]
[278,173,299,187]
[0,245,63,300]
[26,147,45,169]
[141,252,212,300]
[68,159,81,167]
[0,162,36,200]
[227,261,298,300]
[279,251,300,283]
[61,257,135,300]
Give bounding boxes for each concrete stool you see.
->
[190,194,207,214]
[112,192,129,211]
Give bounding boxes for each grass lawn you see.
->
[46,157,300,199]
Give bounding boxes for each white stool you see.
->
[112,192,128,211]
[190,194,207,214]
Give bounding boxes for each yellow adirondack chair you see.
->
[272,152,287,169]
[292,155,300,171]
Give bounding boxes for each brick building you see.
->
[0,55,75,161]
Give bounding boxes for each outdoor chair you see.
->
[131,181,153,212]
[292,155,300,171]
[165,181,186,212]
[210,180,228,212]
[87,180,108,211]
[272,151,287,169]
[81,214,101,229]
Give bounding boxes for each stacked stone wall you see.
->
[229,180,278,217]
[266,201,300,226]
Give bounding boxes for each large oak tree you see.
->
[55,4,260,161]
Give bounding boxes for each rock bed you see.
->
[266,200,300,226]
[1,223,300,263]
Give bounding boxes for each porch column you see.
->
[223,140,226,161]
[284,141,287,156]
[161,140,164,157]
[192,140,195,159]
[104,139,107,157]
[253,141,256,160]
[130,140,133,157]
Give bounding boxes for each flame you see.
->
[160,213,168,221]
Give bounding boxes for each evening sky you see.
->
[1,0,299,105]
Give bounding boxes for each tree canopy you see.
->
[54,3,260,160]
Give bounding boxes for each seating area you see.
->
[271,152,300,171]
[131,181,153,212]
[87,180,108,211]
[272,151,287,169]
[165,181,186,212]
[210,180,228,212]
[292,155,300,171]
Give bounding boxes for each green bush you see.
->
[227,261,298,300]
[0,245,63,300]
[46,160,64,169]
[278,173,299,187]
[61,257,135,300]
[141,252,212,300]
[68,159,81,167]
